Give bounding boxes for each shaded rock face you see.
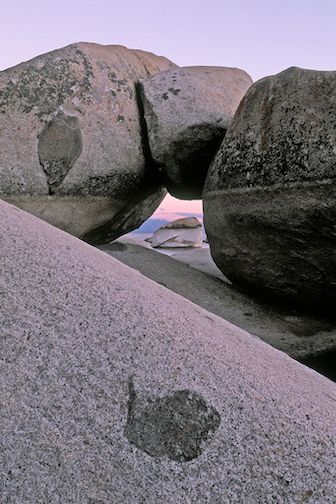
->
[151,216,203,248]
[82,187,167,244]
[204,67,336,313]
[0,42,176,242]
[140,66,252,199]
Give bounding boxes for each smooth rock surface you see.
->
[140,66,252,198]
[204,67,336,312]
[101,238,336,361]
[151,216,203,248]
[0,42,175,241]
[1,199,335,503]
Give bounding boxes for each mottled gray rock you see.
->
[38,111,83,190]
[0,42,176,241]
[140,66,252,198]
[124,378,220,462]
[204,67,336,313]
[161,216,202,229]
[1,199,335,503]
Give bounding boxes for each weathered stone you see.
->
[124,378,220,462]
[204,67,336,313]
[38,111,83,192]
[140,66,252,198]
[1,200,335,502]
[151,216,203,248]
[0,42,176,241]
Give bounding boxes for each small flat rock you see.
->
[161,216,202,229]
[152,216,203,248]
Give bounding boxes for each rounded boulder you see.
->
[204,67,336,312]
[0,42,176,242]
[140,66,252,199]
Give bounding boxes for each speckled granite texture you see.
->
[0,200,335,503]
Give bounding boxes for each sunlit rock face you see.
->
[151,216,203,248]
[140,66,252,199]
[0,42,176,242]
[1,199,335,502]
[204,67,336,313]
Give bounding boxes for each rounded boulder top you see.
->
[0,42,176,242]
[205,66,336,191]
[162,216,202,229]
[140,66,252,199]
[204,66,336,312]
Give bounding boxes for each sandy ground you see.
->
[117,233,229,281]
[99,234,336,365]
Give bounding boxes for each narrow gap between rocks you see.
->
[134,81,156,173]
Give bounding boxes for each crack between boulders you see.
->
[80,82,166,245]
[129,49,152,78]
[134,81,156,173]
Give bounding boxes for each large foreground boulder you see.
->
[1,200,335,502]
[204,67,336,313]
[0,42,175,242]
[140,66,252,199]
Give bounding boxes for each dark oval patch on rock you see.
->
[38,111,82,192]
[124,378,221,462]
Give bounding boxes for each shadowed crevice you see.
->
[81,187,166,245]
[134,81,157,173]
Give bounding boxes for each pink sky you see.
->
[2,1,335,80]
[152,195,203,222]
[1,0,335,219]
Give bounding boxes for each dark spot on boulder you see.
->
[168,87,181,96]
[124,377,221,462]
[0,48,93,116]
[38,111,82,192]
[162,92,169,100]
[117,115,125,123]
[108,72,128,87]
